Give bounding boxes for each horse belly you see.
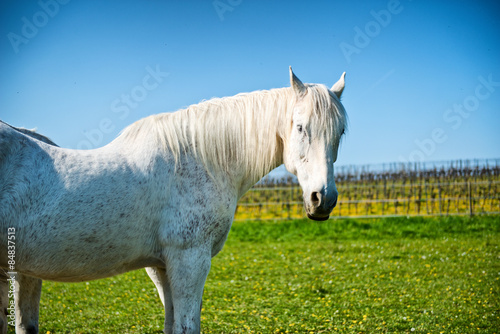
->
[16,229,163,282]
[14,208,163,282]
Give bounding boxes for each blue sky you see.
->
[1,0,499,167]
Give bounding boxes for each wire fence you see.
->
[234,158,500,220]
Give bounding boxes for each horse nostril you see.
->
[311,191,322,207]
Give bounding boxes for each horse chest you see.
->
[167,197,234,250]
[162,171,236,256]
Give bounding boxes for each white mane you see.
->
[119,84,347,182]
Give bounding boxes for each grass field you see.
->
[18,215,499,333]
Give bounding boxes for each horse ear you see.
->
[331,72,346,99]
[289,66,306,97]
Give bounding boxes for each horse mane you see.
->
[119,84,347,182]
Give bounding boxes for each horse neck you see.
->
[223,87,294,196]
[115,87,295,197]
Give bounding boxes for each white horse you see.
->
[0,68,347,334]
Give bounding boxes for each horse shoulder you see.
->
[155,157,237,255]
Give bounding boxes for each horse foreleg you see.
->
[166,248,211,334]
[0,270,8,334]
[15,273,42,334]
[146,266,174,334]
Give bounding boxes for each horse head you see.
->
[284,68,347,221]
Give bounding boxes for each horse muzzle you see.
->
[307,212,330,221]
[305,189,338,221]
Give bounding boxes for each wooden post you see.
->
[424,180,429,215]
[438,183,442,216]
[468,181,473,217]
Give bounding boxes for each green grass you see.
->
[14,215,499,333]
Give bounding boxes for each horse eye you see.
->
[297,125,303,133]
